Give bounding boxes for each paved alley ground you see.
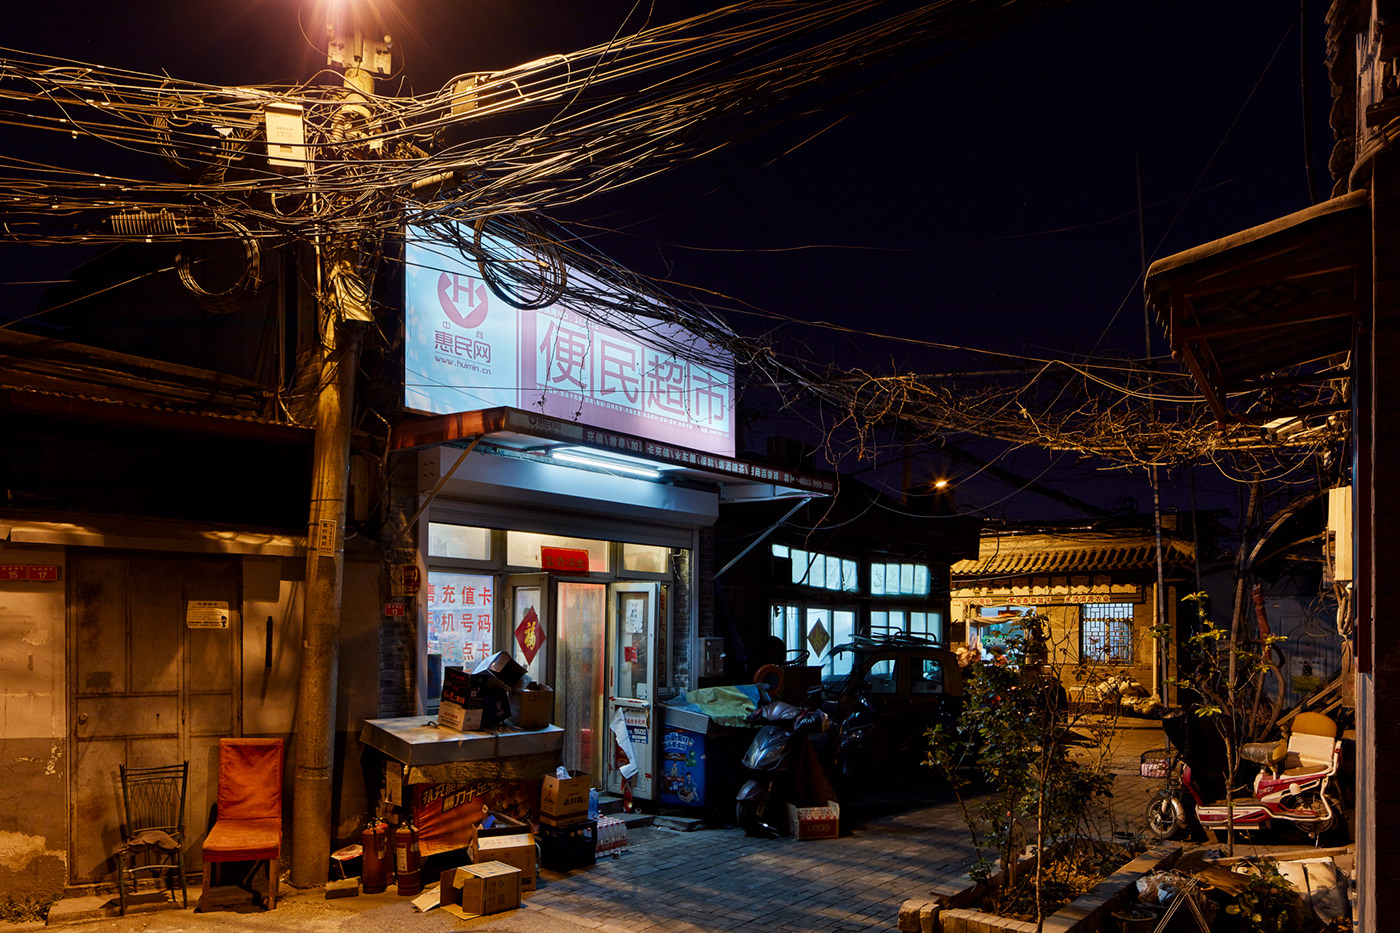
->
[18,715,1338,933]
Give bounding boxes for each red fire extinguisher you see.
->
[394,819,422,897]
[361,818,389,894]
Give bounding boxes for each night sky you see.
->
[1,1,1332,522]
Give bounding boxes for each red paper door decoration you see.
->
[514,606,545,665]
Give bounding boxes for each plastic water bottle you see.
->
[588,787,599,821]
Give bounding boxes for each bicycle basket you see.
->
[1139,748,1175,779]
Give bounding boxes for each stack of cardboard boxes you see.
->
[538,769,596,871]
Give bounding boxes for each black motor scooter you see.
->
[734,694,840,836]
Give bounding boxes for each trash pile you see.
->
[1091,675,1162,717]
[1114,849,1351,931]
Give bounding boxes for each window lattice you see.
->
[1081,603,1134,662]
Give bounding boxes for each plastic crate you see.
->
[1139,747,1175,778]
[539,818,596,871]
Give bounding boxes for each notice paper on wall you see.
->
[610,708,639,780]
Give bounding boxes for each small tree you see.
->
[927,612,1115,930]
[1169,591,1287,855]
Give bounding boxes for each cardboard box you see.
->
[473,651,527,690]
[787,800,840,840]
[438,669,503,732]
[509,684,554,730]
[440,861,520,917]
[469,832,537,893]
[539,770,591,825]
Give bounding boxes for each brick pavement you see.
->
[36,717,1337,933]
[529,795,981,933]
[525,714,1314,933]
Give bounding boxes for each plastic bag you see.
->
[1275,858,1348,922]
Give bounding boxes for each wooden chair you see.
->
[115,762,188,915]
[198,738,284,911]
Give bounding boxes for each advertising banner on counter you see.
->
[404,222,735,456]
[411,779,540,857]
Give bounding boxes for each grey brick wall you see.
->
[378,452,419,717]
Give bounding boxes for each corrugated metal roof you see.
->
[952,532,1194,579]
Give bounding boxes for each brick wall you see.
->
[377,452,419,717]
[671,547,692,690]
[697,525,716,638]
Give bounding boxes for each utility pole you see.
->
[1137,153,1170,706]
[289,14,389,888]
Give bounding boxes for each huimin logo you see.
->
[438,272,489,329]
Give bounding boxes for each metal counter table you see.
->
[360,716,565,786]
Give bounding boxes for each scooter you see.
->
[734,695,840,837]
[1145,710,1345,843]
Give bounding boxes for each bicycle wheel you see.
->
[1144,791,1186,841]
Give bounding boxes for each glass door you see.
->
[606,582,659,799]
[505,574,552,685]
[556,582,606,782]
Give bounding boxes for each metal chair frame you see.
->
[116,762,189,915]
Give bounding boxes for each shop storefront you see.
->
[389,408,829,808]
[386,222,832,816]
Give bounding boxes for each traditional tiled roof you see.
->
[952,531,1194,580]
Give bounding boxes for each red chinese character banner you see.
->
[405,222,735,456]
[426,571,494,669]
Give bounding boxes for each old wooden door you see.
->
[69,552,240,885]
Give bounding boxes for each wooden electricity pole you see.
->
[289,21,387,887]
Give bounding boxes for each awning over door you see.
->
[391,407,835,503]
[1145,189,1369,425]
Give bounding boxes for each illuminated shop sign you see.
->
[404,223,736,457]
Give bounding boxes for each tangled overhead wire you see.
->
[1,0,1341,475]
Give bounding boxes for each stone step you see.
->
[595,794,655,830]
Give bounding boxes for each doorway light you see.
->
[550,447,663,479]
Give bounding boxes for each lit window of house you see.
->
[870,561,930,597]
[770,603,856,676]
[771,544,859,593]
[1081,603,1134,662]
[870,609,943,644]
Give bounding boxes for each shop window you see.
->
[622,543,669,574]
[870,561,930,597]
[870,609,943,644]
[427,522,491,561]
[1081,603,1134,662]
[424,570,495,708]
[772,544,858,593]
[973,607,1027,659]
[507,531,610,573]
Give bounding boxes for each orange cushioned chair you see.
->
[198,738,284,911]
